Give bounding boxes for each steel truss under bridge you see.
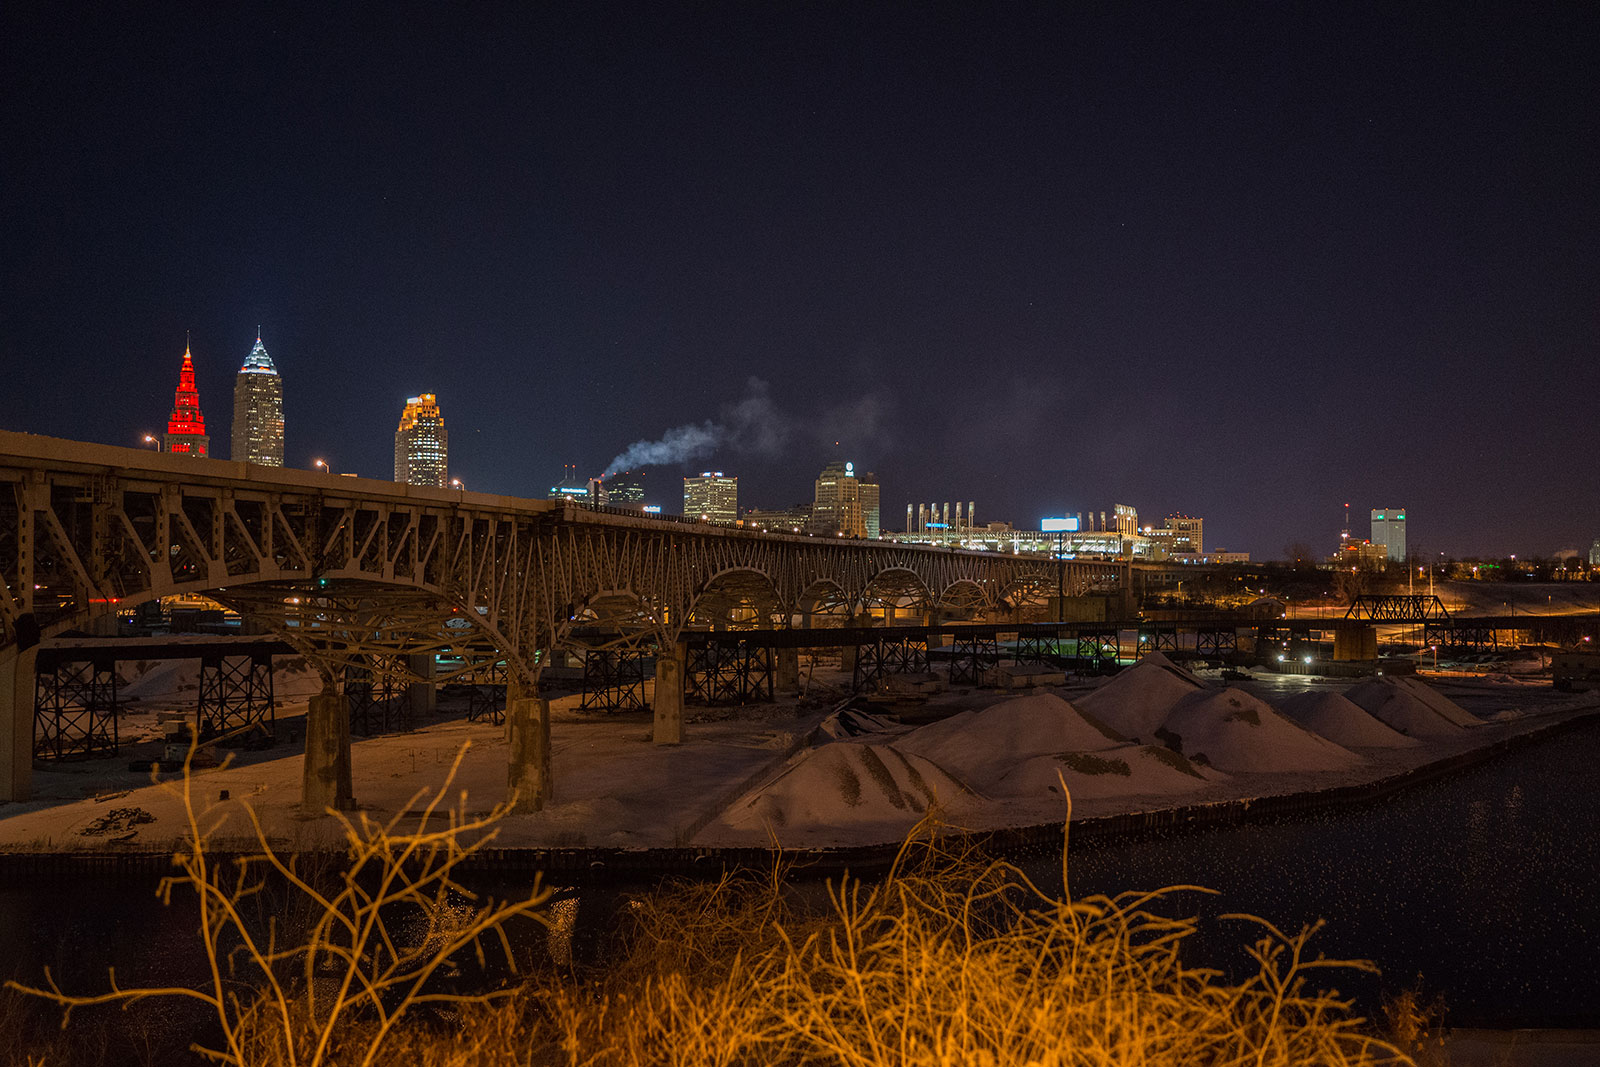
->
[1344,595,1451,621]
[197,651,275,741]
[685,637,773,705]
[34,657,118,760]
[854,633,930,691]
[344,657,410,736]
[580,649,649,711]
[948,632,999,684]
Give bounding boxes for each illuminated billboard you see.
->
[1040,517,1080,532]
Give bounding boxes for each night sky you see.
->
[3,4,1595,559]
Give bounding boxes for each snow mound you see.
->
[119,655,323,702]
[1277,691,1420,749]
[275,657,326,697]
[1160,688,1362,773]
[995,743,1222,800]
[817,707,900,740]
[894,692,1125,782]
[1077,652,1206,740]
[722,742,971,836]
[1345,677,1478,737]
[120,659,202,699]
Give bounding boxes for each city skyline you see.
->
[16,326,1579,561]
[3,6,1595,558]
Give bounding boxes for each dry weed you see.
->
[6,741,549,1067]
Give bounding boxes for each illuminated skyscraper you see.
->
[394,394,448,487]
[231,329,284,466]
[603,471,646,511]
[810,460,878,538]
[162,339,210,457]
[684,472,737,524]
[1371,508,1407,562]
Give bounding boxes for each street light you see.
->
[142,434,159,450]
[314,459,331,474]
[450,478,464,490]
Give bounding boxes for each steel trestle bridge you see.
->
[1,431,1138,808]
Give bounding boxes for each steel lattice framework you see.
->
[0,432,1124,688]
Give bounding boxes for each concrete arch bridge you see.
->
[0,431,1129,809]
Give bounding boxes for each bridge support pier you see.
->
[775,646,800,694]
[653,643,684,745]
[302,688,354,813]
[1,645,36,803]
[406,653,436,719]
[507,679,550,812]
[1333,622,1377,661]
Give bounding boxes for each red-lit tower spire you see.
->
[162,337,211,457]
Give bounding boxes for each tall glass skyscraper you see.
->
[394,394,448,487]
[231,329,284,466]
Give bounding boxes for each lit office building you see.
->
[603,471,646,511]
[547,465,590,504]
[230,330,284,466]
[1144,515,1204,554]
[393,394,448,487]
[743,505,811,533]
[1371,508,1407,562]
[685,472,738,524]
[810,460,878,538]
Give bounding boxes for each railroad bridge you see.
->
[0,431,1132,808]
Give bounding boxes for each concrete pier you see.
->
[653,648,684,745]
[302,688,354,813]
[0,645,36,802]
[507,682,551,812]
[406,652,436,718]
[775,646,800,694]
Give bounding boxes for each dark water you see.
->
[3,717,1597,1059]
[1025,717,1600,1028]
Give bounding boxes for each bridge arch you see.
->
[937,579,992,620]
[687,567,783,631]
[794,578,853,628]
[858,567,934,624]
[557,588,667,652]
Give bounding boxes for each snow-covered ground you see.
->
[2,653,1596,854]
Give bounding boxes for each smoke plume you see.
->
[603,378,794,476]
